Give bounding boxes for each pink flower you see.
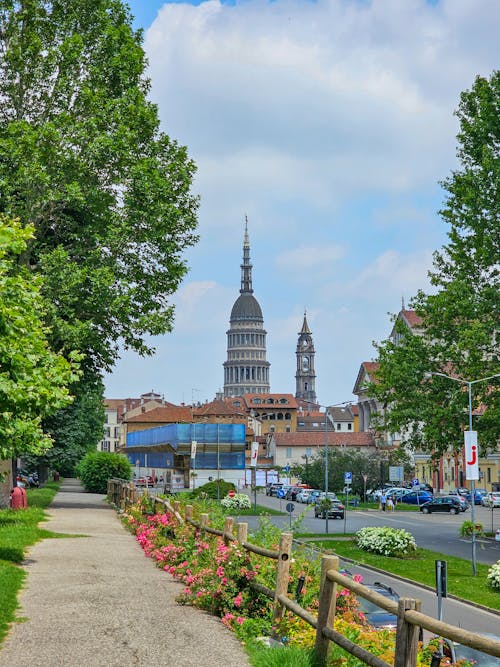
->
[236,617,244,625]
[234,592,243,607]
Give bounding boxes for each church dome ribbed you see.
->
[230,293,263,322]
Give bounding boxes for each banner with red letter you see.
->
[250,441,259,467]
[464,431,479,480]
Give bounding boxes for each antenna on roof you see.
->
[401,295,405,310]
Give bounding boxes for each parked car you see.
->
[451,487,472,501]
[305,490,322,504]
[265,483,284,496]
[419,496,463,514]
[441,634,500,666]
[448,492,470,511]
[400,491,433,505]
[314,499,345,519]
[357,582,400,630]
[482,492,500,508]
[285,486,301,500]
[473,488,488,505]
[296,489,314,503]
[134,475,155,487]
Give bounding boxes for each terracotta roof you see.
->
[350,404,359,416]
[352,362,380,394]
[273,432,374,447]
[193,399,245,417]
[328,406,354,421]
[401,310,423,328]
[104,399,125,409]
[124,406,192,423]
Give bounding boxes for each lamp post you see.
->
[304,399,350,535]
[425,371,500,576]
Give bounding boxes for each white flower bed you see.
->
[220,493,251,510]
[356,526,417,557]
[487,560,500,591]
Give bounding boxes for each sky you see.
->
[103,0,499,407]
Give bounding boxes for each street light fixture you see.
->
[425,371,500,576]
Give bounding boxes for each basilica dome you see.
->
[230,293,263,322]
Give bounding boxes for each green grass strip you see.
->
[312,538,500,611]
[0,482,60,643]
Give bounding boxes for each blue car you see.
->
[400,491,433,505]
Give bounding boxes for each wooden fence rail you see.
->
[107,479,500,667]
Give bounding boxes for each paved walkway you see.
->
[0,479,251,667]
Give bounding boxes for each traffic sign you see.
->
[286,502,295,514]
[277,488,286,499]
[344,472,352,485]
[412,478,419,487]
[228,490,236,498]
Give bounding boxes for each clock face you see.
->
[302,356,309,370]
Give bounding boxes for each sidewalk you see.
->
[0,479,251,667]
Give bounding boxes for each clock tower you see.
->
[295,312,317,405]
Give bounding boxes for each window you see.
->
[252,398,261,404]
[286,447,292,458]
[488,468,491,483]
[269,425,275,432]
[279,398,288,404]
[337,423,341,430]
[348,423,352,431]
[101,441,110,452]
[286,425,291,432]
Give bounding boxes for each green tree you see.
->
[0,0,199,376]
[23,375,105,476]
[0,216,80,460]
[77,450,131,493]
[371,72,500,458]
[295,448,389,497]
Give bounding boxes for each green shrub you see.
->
[77,451,131,493]
[459,520,483,537]
[191,479,236,499]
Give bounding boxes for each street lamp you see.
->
[304,399,350,535]
[425,371,500,576]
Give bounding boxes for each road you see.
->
[246,492,500,565]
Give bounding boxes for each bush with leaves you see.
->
[356,526,417,558]
[191,479,236,499]
[487,561,500,591]
[220,494,251,510]
[77,451,131,493]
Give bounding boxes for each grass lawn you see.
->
[0,481,60,643]
[312,537,500,611]
[230,505,284,516]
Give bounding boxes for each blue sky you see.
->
[104,0,499,406]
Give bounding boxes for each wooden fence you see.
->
[107,479,500,667]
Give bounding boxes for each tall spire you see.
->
[240,215,253,294]
[300,310,311,334]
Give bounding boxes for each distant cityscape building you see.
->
[295,311,317,406]
[223,220,270,396]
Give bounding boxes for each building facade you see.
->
[223,221,270,396]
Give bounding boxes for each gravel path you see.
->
[0,479,251,667]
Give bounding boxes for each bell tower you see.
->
[295,311,317,404]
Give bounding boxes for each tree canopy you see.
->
[0,0,199,375]
[0,216,80,460]
[0,0,198,466]
[370,71,499,458]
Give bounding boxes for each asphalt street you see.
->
[245,491,500,566]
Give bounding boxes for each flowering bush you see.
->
[487,560,500,591]
[220,493,251,510]
[356,526,417,557]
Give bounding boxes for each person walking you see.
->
[387,495,394,512]
[380,491,387,511]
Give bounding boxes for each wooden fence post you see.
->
[224,517,234,545]
[200,513,209,531]
[173,500,180,514]
[314,554,339,665]
[237,522,248,544]
[394,597,421,667]
[272,532,293,626]
[185,505,193,521]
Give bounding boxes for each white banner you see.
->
[190,440,197,459]
[464,431,479,480]
[250,441,259,467]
